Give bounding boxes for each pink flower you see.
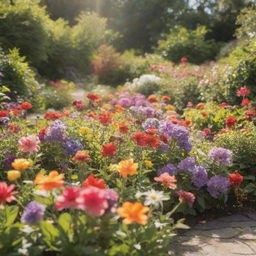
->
[0,182,18,205]
[241,98,250,106]
[55,187,81,211]
[176,190,195,207]
[19,135,40,153]
[76,187,108,216]
[154,173,177,189]
[237,87,250,97]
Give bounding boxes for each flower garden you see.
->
[1,1,256,255]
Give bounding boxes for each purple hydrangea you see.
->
[130,106,163,119]
[159,121,192,152]
[21,201,45,225]
[62,137,83,155]
[157,163,177,176]
[207,175,229,198]
[4,155,17,169]
[142,118,160,130]
[208,147,232,165]
[192,165,208,188]
[177,157,196,173]
[44,120,66,142]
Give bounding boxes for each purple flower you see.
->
[21,201,45,225]
[157,163,177,176]
[177,157,196,173]
[192,166,208,188]
[159,121,192,152]
[104,189,119,213]
[208,147,232,165]
[44,120,66,142]
[207,175,229,198]
[130,106,162,119]
[62,137,83,155]
[159,143,170,153]
[142,118,160,130]
[4,155,17,169]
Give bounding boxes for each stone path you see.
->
[169,211,256,256]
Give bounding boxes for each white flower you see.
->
[33,190,49,198]
[136,189,169,207]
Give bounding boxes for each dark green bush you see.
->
[0,48,40,101]
[157,26,220,64]
[0,0,51,69]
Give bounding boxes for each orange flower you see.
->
[162,96,171,102]
[117,202,149,224]
[154,173,177,189]
[34,171,64,191]
[12,158,31,171]
[147,95,158,103]
[117,159,138,177]
[72,151,91,162]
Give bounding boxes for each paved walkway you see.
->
[169,211,256,256]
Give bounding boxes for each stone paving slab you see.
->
[169,211,256,256]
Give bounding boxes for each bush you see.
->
[160,77,201,113]
[0,48,40,102]
[0,0,51,69]
[157,26,220,64]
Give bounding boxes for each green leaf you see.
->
[175,222,190,229]
[197,196,206,209]
[5,206,19,227]
[40,221,60,249]
[58,213,72,233]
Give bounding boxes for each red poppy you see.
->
[20,102,32,110]
[131,132,148,147]
[229,171,243,187]
[102,143,117,157]
[226,116,237,128]
[82,174,106,189]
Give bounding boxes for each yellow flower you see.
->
[12,158,31,171]
[7,170,21,181]
[102,104,112,110]
[117,159,138,177]
[144,160,153,167]
[79,127,90,135]
[165,105,175,111]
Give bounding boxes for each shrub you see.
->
[157,26,220,64]
[0,48,40,102]
[0,0,51,69]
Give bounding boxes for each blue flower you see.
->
[21,201,45,225]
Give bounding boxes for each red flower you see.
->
[219,103,232,108]
[146,128,158,135]
[147,95,158,103]
[20,102,32,110]
[55,187,81,210]
[180,57,188,63]
[241,98,250,106]
[0,110,8,117]
[229,171,243,187]
[145,134,161,148]
[44,112,61,120]
[160,134,169,143]
[0,182,18,205]
[237,87,250,97]
[99,112,112,125]
[131,132,148,147]
[87,94,102,101]
[82,174,106,189]
[102,143,117,157]
[201,112,208,118]
[226,116,237,129]
[119,124,129,134]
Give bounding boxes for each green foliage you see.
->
[160,77,201,113]
[215,124,256,174]
[157,26,220,64]
[0,0,52,68]
[0,48,40,101]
